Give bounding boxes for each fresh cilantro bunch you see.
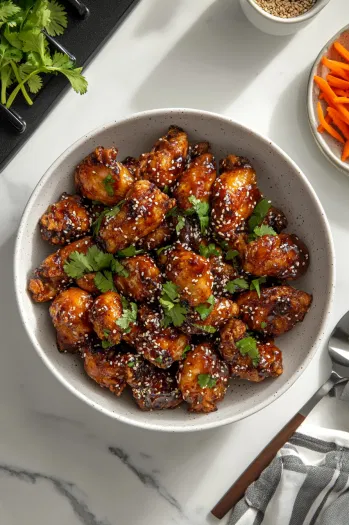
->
[159,281,188,327]
[0,0,87,108]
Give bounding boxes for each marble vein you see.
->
[108,447,182,514]
[0,464,110,525]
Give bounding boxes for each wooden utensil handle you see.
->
[211,412,305,519]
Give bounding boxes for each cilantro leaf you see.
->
[58,65,88,94]
[197,374,217,388]
[236,336,260,367]
[193,324,216,333]
[248,199,271,232]
[199,243,220,258]
[166,206,179,218]
[160,281,188,327]
[226,249,239,261]
[45,0,68,36]
[127,360,135,368]
[250,277,267,298]
[111,259,129,277]
[102,173,115,197]
[195,295,215,321]
[101,339,113,349]
[260,322,267,329]
[226,278,249,294]
[116,300,137,333]
[90,247,113,271]
[116,246,144,258]
[175,215,185,234]
[0,2,20,27]
[94,271,116,293]
[155,356,163,364]
[156,245,171,256]
[92,201,124,235]
[162,281,180,302]
[182,345,191,358]
[162,185,169,194]
[63,251,93,279]
[253,225,277,238]
[188,195,210,234]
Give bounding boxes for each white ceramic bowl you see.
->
[14,108,335,432]
[239,0,331,36]
[308,24,349,175]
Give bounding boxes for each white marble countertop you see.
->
[2,0,349,523]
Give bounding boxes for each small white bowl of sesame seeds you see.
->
[239,0,331,36]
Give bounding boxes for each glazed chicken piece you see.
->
[75,146,134,206]
[122,156,140,179]
[263,206,288,233]
[137,219,173,251]
[243,233,310,280]
[49,287,94,352]
[236,285,312,336]
[28,236,93,302]
[89,291,124,346]
[165,243,213,307]
[178,343,229,413]
[219,318,247,363]
[126,357,183,410]
[76,272,99,294]
[39,193,91,245]
[210,255,240,297]
[113,255,162,303]
[181,297,239,336]
[138,125,189,189]
[96,180,175,253]
[84,347,132,396]
[211,155,261,240]
[176,216,204,252]
[173,142,216,211]
[127,305,189,368]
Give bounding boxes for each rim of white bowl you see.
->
[307,23,349,176]
[246,0,331,24]
[14,108,336,432]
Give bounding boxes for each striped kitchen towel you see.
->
[229,425,349,525]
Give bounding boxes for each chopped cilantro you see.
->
[199,243,220,258]
[116,299,137,333]
[195,295,215,321]
[176,215,186,234]
[94,271,116,293]
[101,339,113,349]
[182,345,191,358]
[63,245,114,279]
[236,336,260,367]
[253,225,277,238]
[155,356,163,364]
[92,200,125,235]
[197,374,217,388]
[248,199,271,232]
[188,195,210,234]
[193,324,216,333]
[260,322,267,329]
[226,249,239,261]
[159,281,188,327]
[163,185,169,194]
[250,277,267,298]
[111,259,129,277]
[127,360,135,368]
[116,246,144,258]
[156,245,171,255]
[226,278,249,294]
[103,173,115,197]
[103,329,110,338]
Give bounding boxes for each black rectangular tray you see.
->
[0,0,139,173]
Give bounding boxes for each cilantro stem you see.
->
[6,68,40,108]
[10,61,33,106]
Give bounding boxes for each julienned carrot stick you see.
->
[336,104,349,126]
[334,41,349,64]
[327,107,349,139]
[323,57,349,72]
[314,76,337,102]
[342,140,349,161]
[334,97,349,103]
[322,57,349,80]
[327,75,349,89]
[318,114,332,133]
[334,89,349,97]
[317,102,345,143]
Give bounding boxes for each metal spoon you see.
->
[211,310,349,520]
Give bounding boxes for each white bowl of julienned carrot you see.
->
[308,25,349,175]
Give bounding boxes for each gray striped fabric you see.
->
[229,426,349,525]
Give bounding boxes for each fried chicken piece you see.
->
[138,125,189,189]
[230,340,283,382]
[176,216,204,252]
[181,298,239,336]
[242,233,310,280]
[89,291,123,346]
[126,357,182,410]
[122,156,140,179]
[76,272,99,294]
[75,147,134,206]
[178,343,229,413]
[173,142,216,211]
[128,305,189,368]
[236,285,312,336]
[165,243,213,307]
[96,180,175,253]
[84,347,131,396]
[211,155,261,240]
[49,287,94,352]
[113,255,162,303]
[263,206,288,233]
[210,255,240,296]
[219,318,247,362]
[39,193,91,245]
[28,236,93,302]
[137,219,173,251]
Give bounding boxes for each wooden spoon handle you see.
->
[211,412,305,519]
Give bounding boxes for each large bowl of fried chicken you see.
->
[14,109,335,432]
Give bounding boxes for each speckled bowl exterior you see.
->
[239,0,331,36]
[14,108,335,432]
[308,24,349,175]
